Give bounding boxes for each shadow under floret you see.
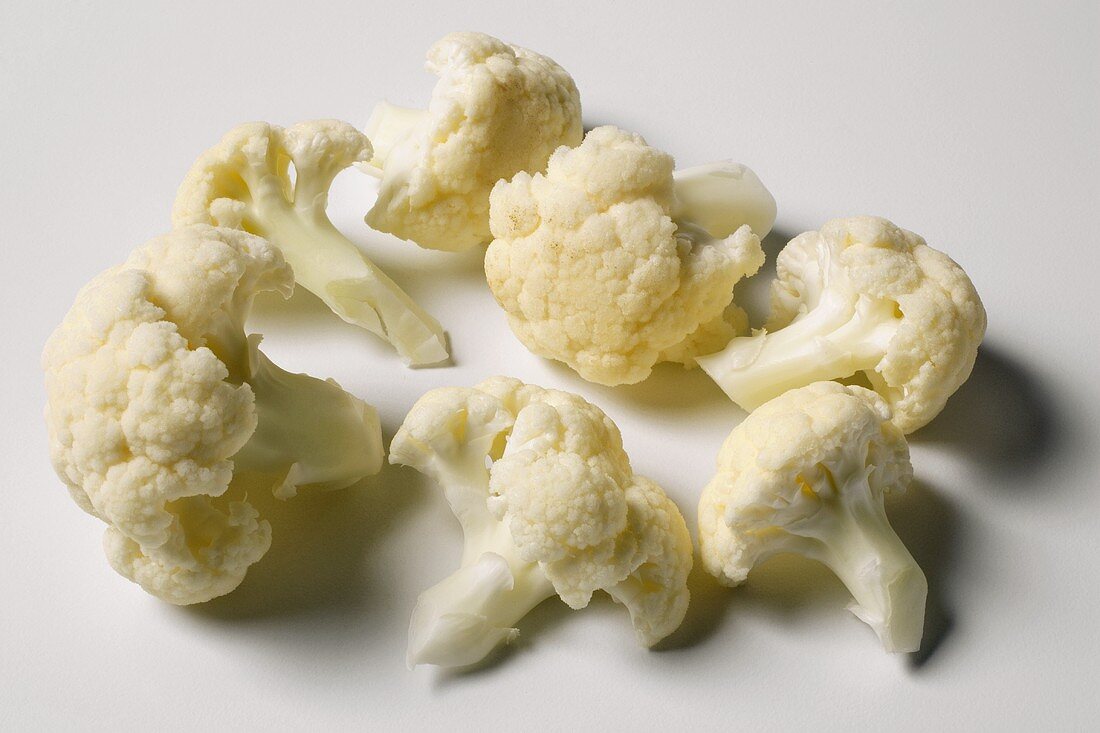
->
[886,480,960,669]
[185,459,427,622]
[911,344,1067,485]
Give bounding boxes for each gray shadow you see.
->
[662,553,851,651]
[566,360,739,413]
[653,563,735,651]
[887,480,959,669]
[911,344,1067,482]
[251,282,336,331]
[185,460,426,621]
[739,227,797,328]
[357,236,486,282]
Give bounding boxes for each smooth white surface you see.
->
[3,1,1098,730]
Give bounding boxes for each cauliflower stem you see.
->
[700,288,900,411]
[771,463,927,653]
[362,102,428,174]
[392,406,556,668]
[698,382,927,653]
[407,536,557,669]
[174,121,448,366]
[672,161,777,239]
[231,339,383,500]
[698,217,985,432]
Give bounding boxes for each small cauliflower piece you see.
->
[697,216,986,432]
[698,381,926,653]
[363,31,583,251]
[390,376,692,668]
[43,226,384,604]
[173,120,447,366]
[485,126,773,386]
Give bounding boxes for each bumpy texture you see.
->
[366,32,582,251]
[774,217,986,432]
[43,227,291,604]
[483,378,691,634]
[390,376,693,648]
[172,120,372,231]
[485,126,764,386]
[698,382,911,584]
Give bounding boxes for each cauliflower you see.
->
[363,31,582,251]
[43,226,384,604]
[173,120,447,366]
[698,381,926,653]
[698,216,986,432]
[389,377,692,668]
[484,126,772,386]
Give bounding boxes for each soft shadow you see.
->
[733,554,850,620]
[361,236,486,282]
[887,479,959,669]
[251,284,335,330]
[739,227,797,328]
[653,563,734,651]
[912,344,1065,482]
[187,460,426,621]
[571,360,739,414]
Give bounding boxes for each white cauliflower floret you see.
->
[173,120,447,366]
[389,376,692,668]
[485,126,773,386]
[698,381,926,653]
[698,216,987,432]
[43,226,384,604]
[363,31,583,251]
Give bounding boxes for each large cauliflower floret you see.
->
[173,120,447,366]
[485,126,771,386]
[697,381,926,653]
[363,31,583,252]
[698,216,987,432]
[43,226,383,604]
[389,376,692,668]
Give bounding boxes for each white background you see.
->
[3,1,1098,730]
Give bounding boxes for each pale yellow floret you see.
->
[44,226,382,604]
[486,126,765,386]
[365,32,583,252]
[389,376,692,667]
[697,382,925,653]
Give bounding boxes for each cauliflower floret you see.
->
[698,216,987,432]
[173,120,447,366]
[485,126,770,386]
[43,226,383,604]
[698,381,926,652]
[363,31,583,251]
[389,376,692,668]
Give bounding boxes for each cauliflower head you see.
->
[698,215,986,432]
[485,126,766,386]
[173,120,447,366]
[364,31,583,251]
[43,226,383,604]
[698,381,926,652]
[389,376,692,668]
